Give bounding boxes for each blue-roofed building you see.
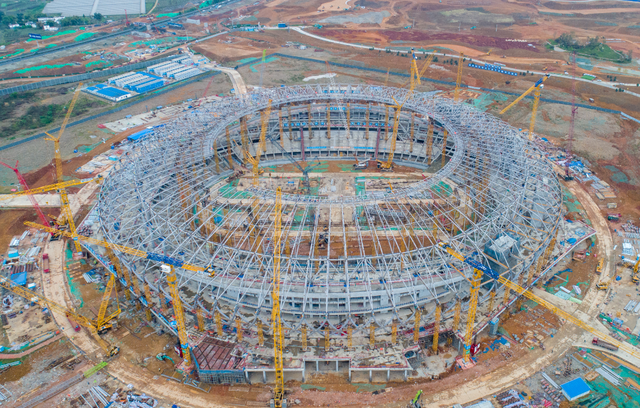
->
[561,377,591,401]
[84,85,132,102]
[10,272,27,286]
[131,79,165,93]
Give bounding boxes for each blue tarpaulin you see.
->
[128,129,154,142]
[10,272,27,286]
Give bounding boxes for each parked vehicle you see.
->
[592,337,618,351]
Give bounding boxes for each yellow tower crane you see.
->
[0,275,119,357]
[453,53,465,102]
[272,187,285,407]
[499,75,550,141]
[44,83,84,253]
[162,264,192,366]
[437,242,640,362]
[233,100,272,186]
[377,51,434,172]
[259,100,273,154]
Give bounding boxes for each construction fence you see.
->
[0,70,219,152]
[0,55,178,97]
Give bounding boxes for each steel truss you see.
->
[96,84,563,342]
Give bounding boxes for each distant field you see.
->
[0,0,47,15]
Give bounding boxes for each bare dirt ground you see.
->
[2,0,640,405]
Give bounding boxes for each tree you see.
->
[2,15,17,25]
[94,13,103,21]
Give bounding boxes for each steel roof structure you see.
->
[96,84,563,342]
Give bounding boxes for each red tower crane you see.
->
[0,161,50,227]
[197,74,216,107]
[565,52,578,181]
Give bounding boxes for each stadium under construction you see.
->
[91,84,566,384]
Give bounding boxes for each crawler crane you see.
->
[44,83,84,253]
[0,275,120,357]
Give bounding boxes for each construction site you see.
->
[3,0,640,407]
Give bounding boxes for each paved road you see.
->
[207,65,247,94]
[290,27,640,100]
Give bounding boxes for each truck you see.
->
[592,337,618,352]
[67,316,81,332]
[42,254,50,273]
[607,213,621,221]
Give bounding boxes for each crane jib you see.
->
[146,253,184,267]
[463,257,499,280]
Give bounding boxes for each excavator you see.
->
[353,154,368,170]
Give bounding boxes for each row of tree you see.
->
[0,11,104,28]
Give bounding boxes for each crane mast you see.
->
[453,52,464,102]
[163,264,192,366]
[272,187,285,407]
[566,52,577,179]
[44,82,84,253]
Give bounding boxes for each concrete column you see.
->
[387,369,390,381]
[369,369,372,382]
[263,370,267,384]
[336,361,339,372]
[316,361,319,372]
[348,367,351,383]
[245,370,250,384]
[404,370,408,381]
[302,364,306,383]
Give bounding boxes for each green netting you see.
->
[78,140,104,153]
[128,36,193,47]
[473,92,509,112]
[46,44,57,48]
[433,181,453,197]
[85,60,113,68]
[157,12,180,17]
[301,384,326,391]
[15,63,75,74]
[30,48,39,53]
[599,314,640,346]
[74,32,95,42]
[235,57,260,65]
[355,179,366,197]
[354,383,386,393]
[0,48,24,60]
[26,30,77,42]
[584,376,640,408]
[65,246,84,308]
